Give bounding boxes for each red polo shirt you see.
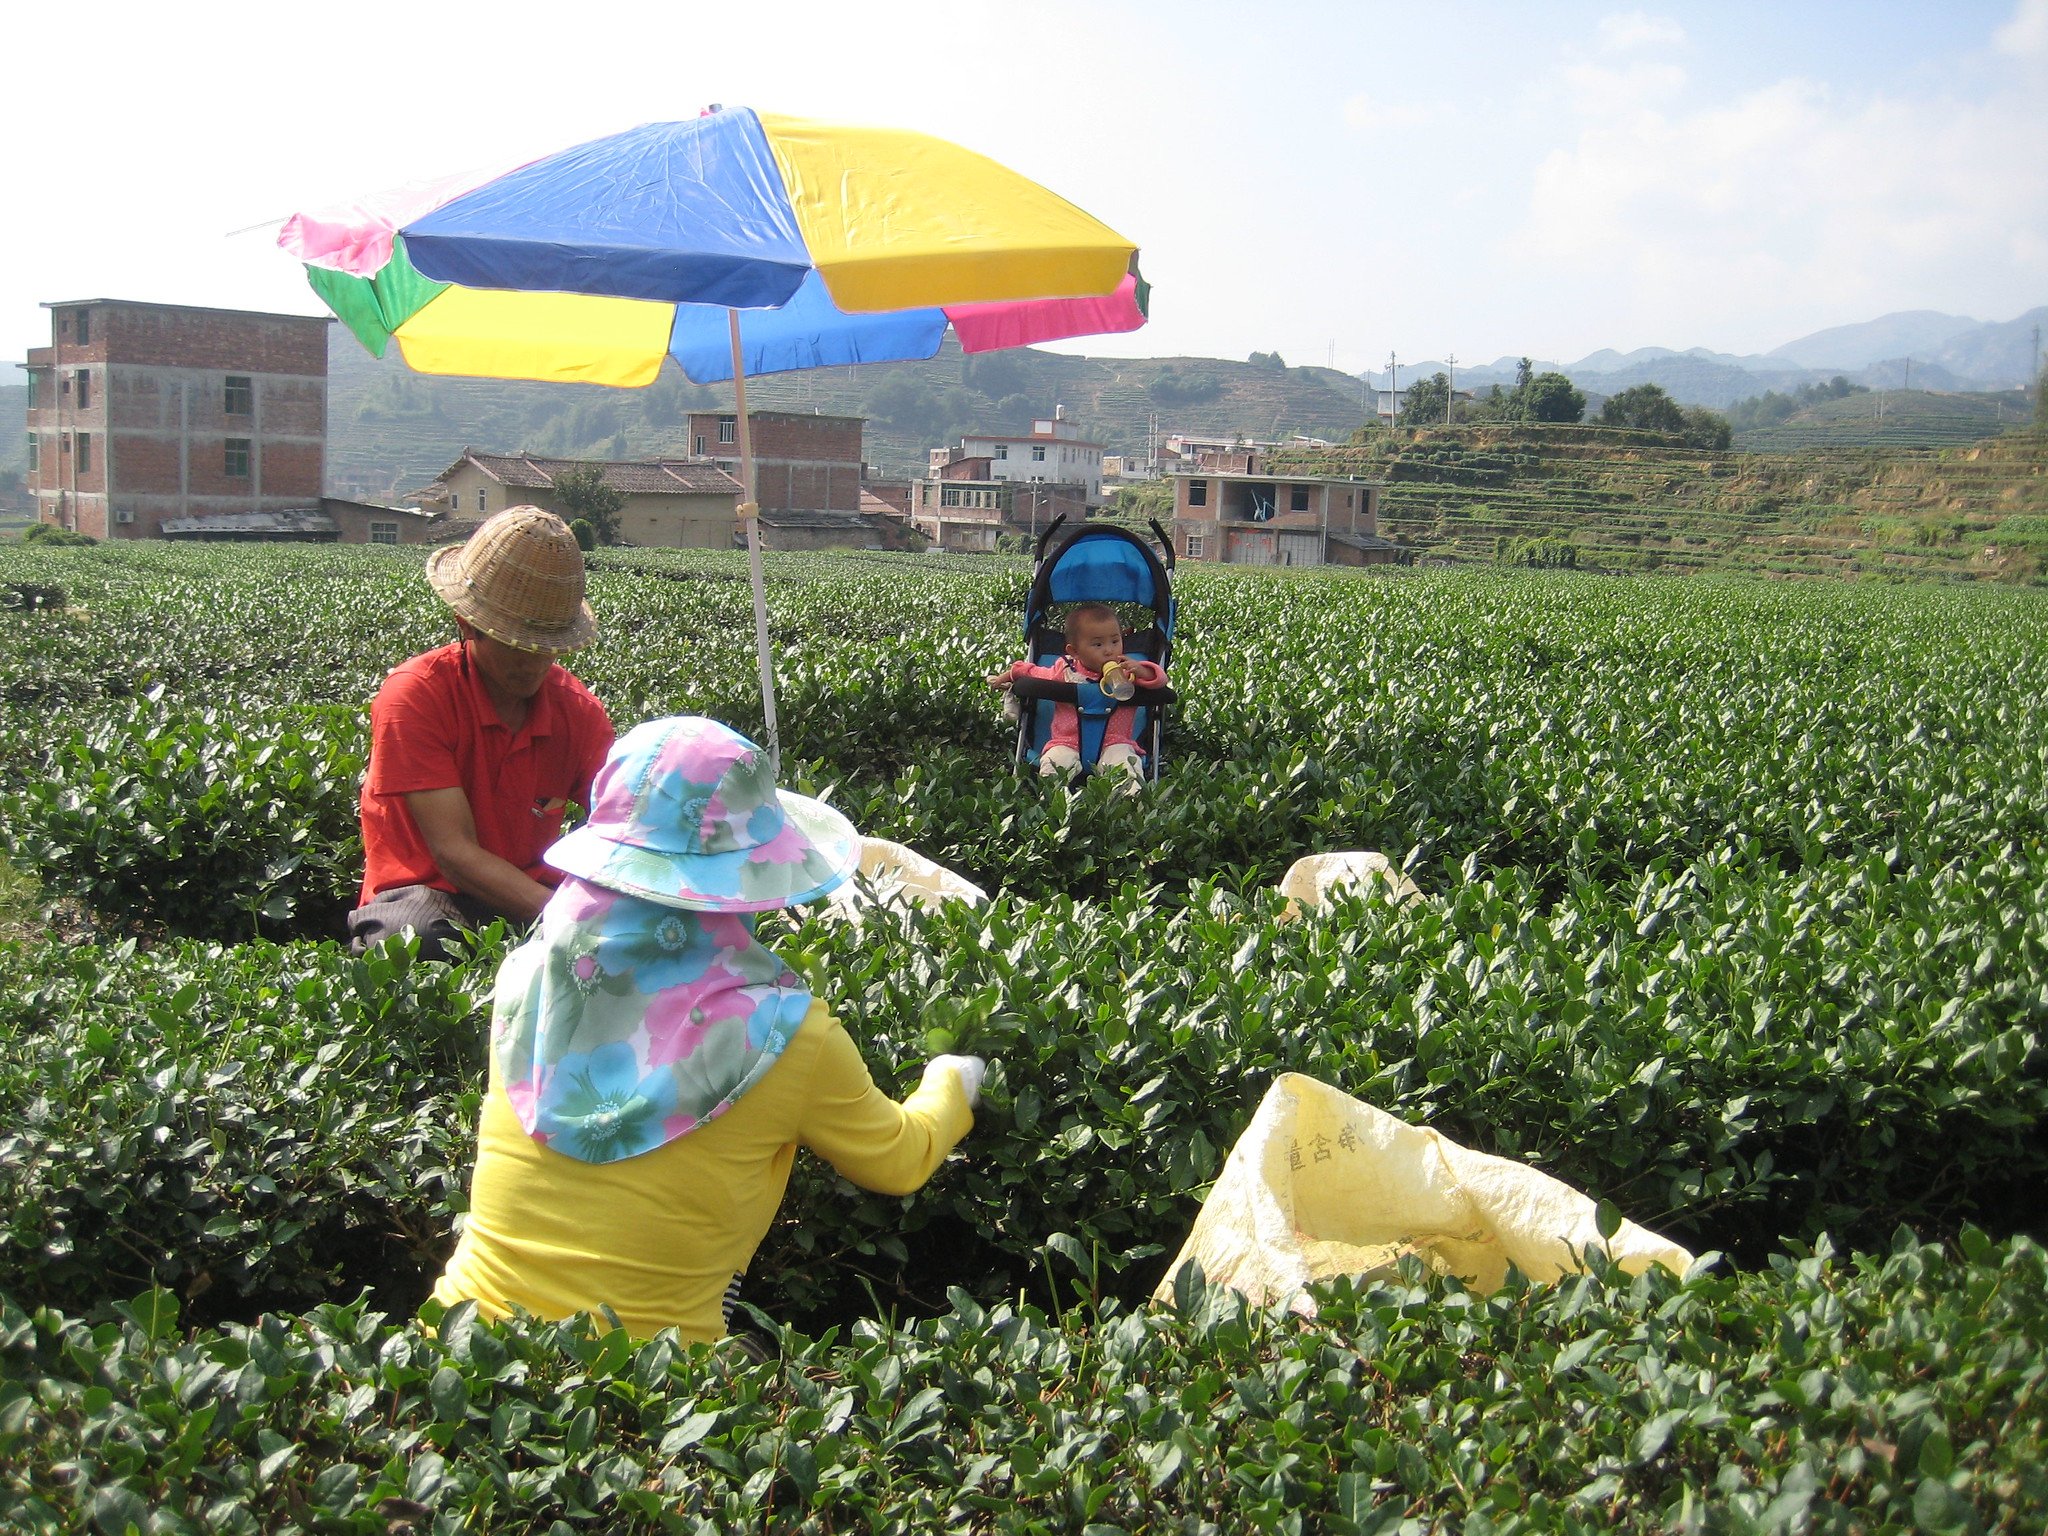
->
[359,641,614,905]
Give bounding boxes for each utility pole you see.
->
[1445,353,1458,425]
[1903,358,1912,392]
[1388,350,1400,427]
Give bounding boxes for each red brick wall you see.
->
[259,443,325,498]
[98,304,330,373]
[687,411,863,513]
[108,432,181,489]
[863,479,914,513]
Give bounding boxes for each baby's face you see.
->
[1068,615,1126,673]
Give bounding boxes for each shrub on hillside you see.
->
[1147,370,1222,406]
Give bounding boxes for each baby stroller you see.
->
[1007,516,1178,782]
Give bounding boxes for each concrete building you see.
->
[423,450,745,549]
[22,299,330,539]
[1171,449,1396,567]
[908,456,1089,554]
[930,410,1107,503]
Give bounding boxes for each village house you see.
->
[908,457,1091,553]
[910,409,1104,552]
[1171,447,1397,567]
[678,409,903,549]
[22,299,331,539]
[935,409,1107,501]
[422,450,745,548]
[157,497,450,545]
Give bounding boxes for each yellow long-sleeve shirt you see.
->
[433,998,973,1342]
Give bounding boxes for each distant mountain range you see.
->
[1370,307,2047,408]
[2,306,2040,501]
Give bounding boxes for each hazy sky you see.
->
[8,0,2044,375]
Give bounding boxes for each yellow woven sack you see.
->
[1155,1073,1694,1314]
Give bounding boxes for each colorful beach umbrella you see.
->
[282,108,1147,763]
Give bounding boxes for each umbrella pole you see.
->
[729,309,781,773]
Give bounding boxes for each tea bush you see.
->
[1,544,2045,1525]
[2,843,2038,1333]
[0,934,493,1327]
[2,1235,2041,1533]
[1,696,366,940]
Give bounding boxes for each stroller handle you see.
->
[1149,519,1176,570]
[1032,514,1070,564]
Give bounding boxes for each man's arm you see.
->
[404,787,555,923]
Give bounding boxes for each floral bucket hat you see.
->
[545,716,859,912]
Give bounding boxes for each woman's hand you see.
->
[926,1054,989,1108]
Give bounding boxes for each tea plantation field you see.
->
[0,542,2043,1532]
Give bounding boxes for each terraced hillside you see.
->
[1274,425,2048,583]
[1734,387,2032,453]
[325,332,1369,497]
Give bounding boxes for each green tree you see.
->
[1248,350,1287,372]
[552,464,624,546]
[1399,372,1452,426]
[1598,383,1688,434]
[1107,480,1173,522]
[1681,406,1733,451]
[963,352,1039,402]
[1524,372,1586,423]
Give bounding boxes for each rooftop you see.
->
[41,298,334,326]
[1172,468,1385,486]
[447,451,744,496]
[160,509,339,537]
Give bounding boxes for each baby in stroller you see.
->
[988,600,1167,781]
[991,517,1178,786]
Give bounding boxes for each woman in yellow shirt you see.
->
[434,715,986,1344]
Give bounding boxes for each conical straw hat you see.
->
[426,506,597,652]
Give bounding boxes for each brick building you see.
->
[1171,448,1396,567]
[684,410,863,515]
[22,300,330,539]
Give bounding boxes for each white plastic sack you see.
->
[1155,1073,1694,1314]
[1278,851,1422,919]
[820,837,987,924]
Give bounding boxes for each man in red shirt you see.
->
[349,507,614,959]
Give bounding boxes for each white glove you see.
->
[927,1053,988,1108]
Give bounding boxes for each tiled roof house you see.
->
[422,450,746,549]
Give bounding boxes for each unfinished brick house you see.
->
[1170,448,1397,567]
[22,300,330,539]
[681,409,889,548]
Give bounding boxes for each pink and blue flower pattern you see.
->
[544,717,858,913]
[492,871,814,1163]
